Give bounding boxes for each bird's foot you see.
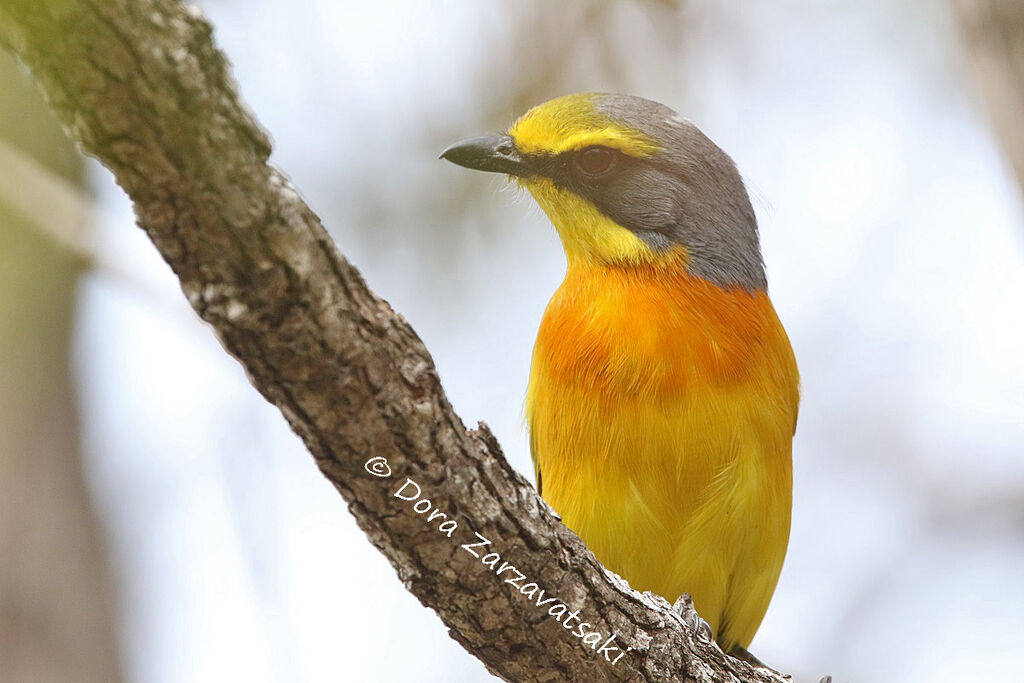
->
[728,644,768,669]
[672,593,713,643]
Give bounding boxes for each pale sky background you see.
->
[70,1,1024,681]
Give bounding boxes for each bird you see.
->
[441,92,799,657]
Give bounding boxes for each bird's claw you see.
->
[672,593,713,643]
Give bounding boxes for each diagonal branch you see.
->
[954,0,1024,209]
[954,0,1024,210]
[0,1,788,681]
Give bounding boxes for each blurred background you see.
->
[2,1,1024,681]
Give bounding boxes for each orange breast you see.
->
[536,257,792,398]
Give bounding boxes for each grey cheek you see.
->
[615,172,680,232]
[635,231,674,251]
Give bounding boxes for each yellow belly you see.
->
[526,262,798,651]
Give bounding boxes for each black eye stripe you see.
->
[517,146,634,187]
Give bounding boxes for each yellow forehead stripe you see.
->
[509,93,659,157]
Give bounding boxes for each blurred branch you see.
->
[0,2,787,681]
[0,136,184,313]
[954,0,1024,207]
[0,136,92,258]
[0,52,121,683]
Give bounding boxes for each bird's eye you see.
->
[574,146,615,176]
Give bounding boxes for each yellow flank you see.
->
[526,256,799,651]
[510,93,659,157]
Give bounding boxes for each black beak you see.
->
[440,134,528,177]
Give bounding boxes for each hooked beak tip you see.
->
[440,134,527,176]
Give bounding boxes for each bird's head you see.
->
[442,92,766,290]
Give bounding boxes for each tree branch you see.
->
[0,2,789,680]
[954,0,1024,207]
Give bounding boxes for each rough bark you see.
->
[0,51,122,683]
[0,2,788,681]
[954,0,1024,205]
